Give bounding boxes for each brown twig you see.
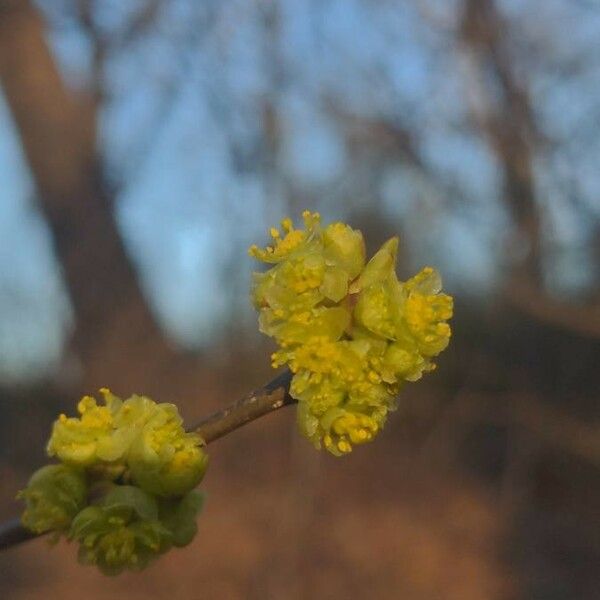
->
[0,369,295,552]
[194,369,294,443]
[0,518,37,551]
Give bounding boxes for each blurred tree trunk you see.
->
[459,0,541,283]
[0,1,178,393]
[458,0,600,338]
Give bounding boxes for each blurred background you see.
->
[0,0,598,598]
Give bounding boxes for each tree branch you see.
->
[458,0,542,281]
[504,277,600,339]
[194,369,294,444]
[0,369,295,552]
[0,518,36,551]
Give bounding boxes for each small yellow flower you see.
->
[248,211,321,263]
[47,390,123,466]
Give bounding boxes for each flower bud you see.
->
[322,222,365,280]
[70,485,168,575]
[19,464,86,534]
[128,404,208,497]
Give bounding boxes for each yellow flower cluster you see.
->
[70,485,203,575]
[47,389,207,496]
[19,390,208,574]
[250,211,453,456]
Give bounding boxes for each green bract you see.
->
[128,405,209,497]
[18,464,86,535]
[70,485,204,575]
[20,390,208,574]
[250,211,453,456]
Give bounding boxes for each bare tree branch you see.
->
[0,369,295,552]
[75,0,165,107]
[3,369,598,552]
[504,277,600,339]
[453,0,600,336]
[0,518,35,552]
[458,0,542,280]
[191,369,294,443]
[326,104,472,215]
[417,389,600,466]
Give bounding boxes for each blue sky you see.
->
[0,0,598,382]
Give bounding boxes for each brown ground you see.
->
[0,383,514,600]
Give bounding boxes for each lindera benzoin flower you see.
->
[18,209,453,574]
[18,464,87,536]
[250,211,453,456]
[19,390,207,574]
[71,485,204,575]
